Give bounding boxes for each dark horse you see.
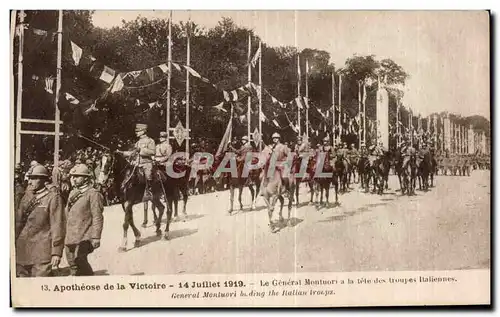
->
[143,158,190,226]
[99,152,171,251]
[212,151,261,213]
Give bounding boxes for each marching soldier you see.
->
[360,143,368,158]
[65,164,104,276]
[15,165,66,277]
[117,123,156,197]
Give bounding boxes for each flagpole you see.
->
[338,73,342,144]
[166,11,172,143]
[295,10,301,136]
[332,72,335,144]
[258,40,262,151]
[305,59,309,139]
[247,33,251,142]
[185,14,191,158]
[358,81,361,149]
[363,82,366,145]
[14,10,24,166]
[396,98,400,147]
[53,10,63,170]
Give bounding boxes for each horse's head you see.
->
[97,151,117,186]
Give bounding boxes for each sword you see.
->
[77,134,112,152]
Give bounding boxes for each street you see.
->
[72,170,490,276]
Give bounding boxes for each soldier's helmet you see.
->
[135,123,148,133]
[29,165,50,178]
[159,131,168,139]
[241,135,249,142]
[271,132,281,139]
[323,136,329,142]
[30,160,39,167]
[69,164,92,177]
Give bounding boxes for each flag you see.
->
[44,76,54,94]
[260,112,268,122]
[128,70,142,79]
[70,41,82,66]
[184,66,201,78]
[304,97,310,109]
[213,102,227,112]
[223,91,230,102]
[271,96,278,104]
[146,68,155,81]
[65,93,79,104]
[250,46,261,68]
[231,90,238,101]
[216,117,233,157]
[99,66,116,84]
[272,119,280,128]
[295,96,304,109]
[158,63,168,73]
[110,74,124,93]
[171,62,182,72]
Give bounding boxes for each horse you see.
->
[212,150,261,214]
[98,151,170,251]
[400,154,417,196]
[258,146,296,233]
[292,152,316,206]
[417,149,431,191]
[357,155,371,192]
[142,158,191,227]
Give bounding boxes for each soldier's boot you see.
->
[144,180,153,200]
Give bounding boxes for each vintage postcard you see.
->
[10,10,490,307]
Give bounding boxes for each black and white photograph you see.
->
[10,10,490,307]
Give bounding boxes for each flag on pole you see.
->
[110,74,124,93]
[213,102,227,112]
[99,66,116,84]
[250,46,261,68]
[272,119,281,128]
[216,117,233,157]
[158,63,168,73]
[296,96,304,109]
[184,65,201,78]
[44,76,54,94]
[70,41,82,66]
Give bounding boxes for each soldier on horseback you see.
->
[117,123,156,198]
[154,131,173,167]
[270,132,291,191]
[401,138,416,170]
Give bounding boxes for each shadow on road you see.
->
[53,268,109,276]
[168,228,198,240]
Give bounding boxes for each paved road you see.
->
[72,170,490,276]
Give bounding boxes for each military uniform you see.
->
[401,143,416,169]
[16,185,65,277]
[65,164,104,276]
[155,141,173,165]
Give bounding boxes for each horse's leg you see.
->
[333,176,339,204]
[325,182,330,206]
[163,196,173,240]
[294,181,299,206]
[142,201,148,228]
[228,181,234,214]
[276,195,285,225]
[127,203,142,248]
[252,179,260,210]
[238,183,244,210]
[119,202,130,252]
[155,199,164,237]
[308,180,314,204]
[248,184,255,210]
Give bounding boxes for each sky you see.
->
[92,10,490,119]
